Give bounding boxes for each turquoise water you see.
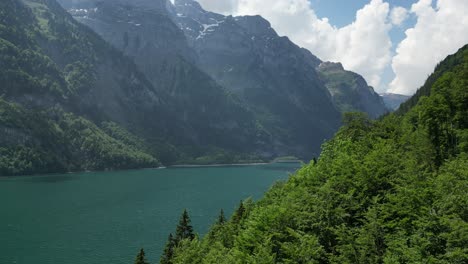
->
[0,163,300,264]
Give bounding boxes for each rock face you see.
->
[380,93,410,111]
[172,0,341,157]
[56,0,265,159]
[317,62,389,118]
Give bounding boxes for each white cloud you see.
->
[390,6,409,26]
[389,0,468,95]
[197,0,238,14]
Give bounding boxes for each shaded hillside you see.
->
[317,62,388,118]
[164,45,468,263]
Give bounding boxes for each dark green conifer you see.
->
[160,233,175,264]
[175,209,195,242]
[216,209,226,225]
[232,201,246,223]
[134,248,149,264]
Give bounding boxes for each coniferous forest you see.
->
[153,45,468,263]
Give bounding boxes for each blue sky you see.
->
[309,0,417,44]
[196,0,468,95]
[310,0,413,26]
[309,0,418,89]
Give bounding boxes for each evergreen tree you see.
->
[232,201,246,223]
[160,233,175,264]
[216,209,226,225]
[134,248,149,264]
[175,209,195,242]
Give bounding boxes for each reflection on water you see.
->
[22,175,76,183]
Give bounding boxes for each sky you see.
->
[193,0,468,95]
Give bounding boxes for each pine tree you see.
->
[160,233,175,264]
[216,209,226,225]
[134,248,149,264]
[175,209,195,242]
[232,201,246,223]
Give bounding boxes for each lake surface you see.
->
[0,163,300,264]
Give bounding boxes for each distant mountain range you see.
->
[1,0,392,175]
[380,93,410,110]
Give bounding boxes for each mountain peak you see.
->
[234,15,274,36]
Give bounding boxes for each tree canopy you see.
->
[161,44,468,263]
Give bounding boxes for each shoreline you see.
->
[0,161,303,178]
[168,162,270,168]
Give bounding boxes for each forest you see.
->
[136,44,468,264]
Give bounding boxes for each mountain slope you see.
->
[317,62,388,118]
[166,45,468,263]
[57,0,270,161]
[58,0,388,160]
[0,0,266,175]
[173,0,339,157]
[0,0,163,175]
[172,0,388,156]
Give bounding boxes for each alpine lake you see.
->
[0,162,301,264]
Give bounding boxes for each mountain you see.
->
[172,0,388,154]
[380,93,410,110]
[0,0,163,175]
[317,62,388,118]
[164,44,468,263]
[59,0,329,158]
[55,0,274,162]
[59,0,389,159]
[0,0,265,175]
[172,0,339,157]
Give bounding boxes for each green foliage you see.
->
[166,45,468,263]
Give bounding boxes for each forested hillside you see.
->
[161,45,468,263]
[0,0,161,175]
